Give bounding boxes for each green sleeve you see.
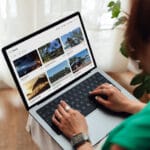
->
[102,102,150,150]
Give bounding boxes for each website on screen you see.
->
[7,16,95,106]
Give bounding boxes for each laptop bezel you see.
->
[2,12,97,110]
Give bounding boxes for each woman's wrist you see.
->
[71,132,91,149]
[76,141,93,150]
[124,100,146,114]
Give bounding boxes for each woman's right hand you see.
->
[90,83,144,113]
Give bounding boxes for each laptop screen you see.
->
[4,13,96,108]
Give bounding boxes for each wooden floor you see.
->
[0,89,38,150]
[0,71,137,150]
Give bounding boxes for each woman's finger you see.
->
[90,88,113,96]
[57,103,68,116]
[95,96,109,106]
[52,115,61,127]
[54,109,63,122]
[60,100,73,113]
[95,83,111,90]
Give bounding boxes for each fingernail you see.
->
[95,96,99,100]
[89,91,92,94]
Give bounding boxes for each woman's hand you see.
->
[90,83,145,113]
[52,101,88,139]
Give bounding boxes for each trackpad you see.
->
[86,109,124,145]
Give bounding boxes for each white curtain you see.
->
[0,0,115,47]
[0,0,80,46]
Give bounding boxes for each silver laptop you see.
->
[2,12,136,150]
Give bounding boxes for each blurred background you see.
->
[0,0,130,88]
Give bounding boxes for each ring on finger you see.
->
[65,105,71,112]
[109,84,113,87]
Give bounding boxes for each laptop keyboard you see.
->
[37,72,111,134]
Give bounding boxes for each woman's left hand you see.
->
[52,100,88,139]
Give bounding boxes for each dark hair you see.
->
[125,0,150,59]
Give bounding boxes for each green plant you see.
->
[108,0,150,99]
[131,74,150,98]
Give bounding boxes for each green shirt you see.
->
[102,102,150,150]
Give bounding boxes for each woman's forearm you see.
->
[124,100,146,114]
[76,142,94,150]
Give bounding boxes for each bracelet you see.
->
[70,133,91,149]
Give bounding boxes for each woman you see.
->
[52,0,150,149]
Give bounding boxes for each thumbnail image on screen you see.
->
[23,73,50,100]
[13,50,42,77]
[69,49,92,73]
[38,38,64,64]
[61,27,84,50]
[47,60,71,83]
